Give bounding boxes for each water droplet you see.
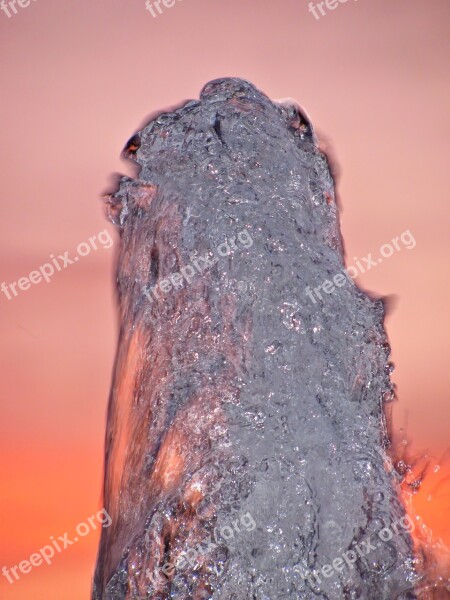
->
[280,302,302,331]
[265,341,282,354]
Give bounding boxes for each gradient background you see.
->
[0,0,449,598]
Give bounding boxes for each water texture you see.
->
[93,78,418,600]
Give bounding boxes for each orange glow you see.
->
[107,326,146,516]
[152,427,187,492]
[398,454,450,586]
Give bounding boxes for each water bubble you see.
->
[362,541,397,575]
[280,302,302,332]
[237,280,248,293]
[265,341,282,355]
[343,586,362,600]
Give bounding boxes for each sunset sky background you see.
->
[0,1,449,598]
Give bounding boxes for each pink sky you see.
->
[0,0,449,597]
